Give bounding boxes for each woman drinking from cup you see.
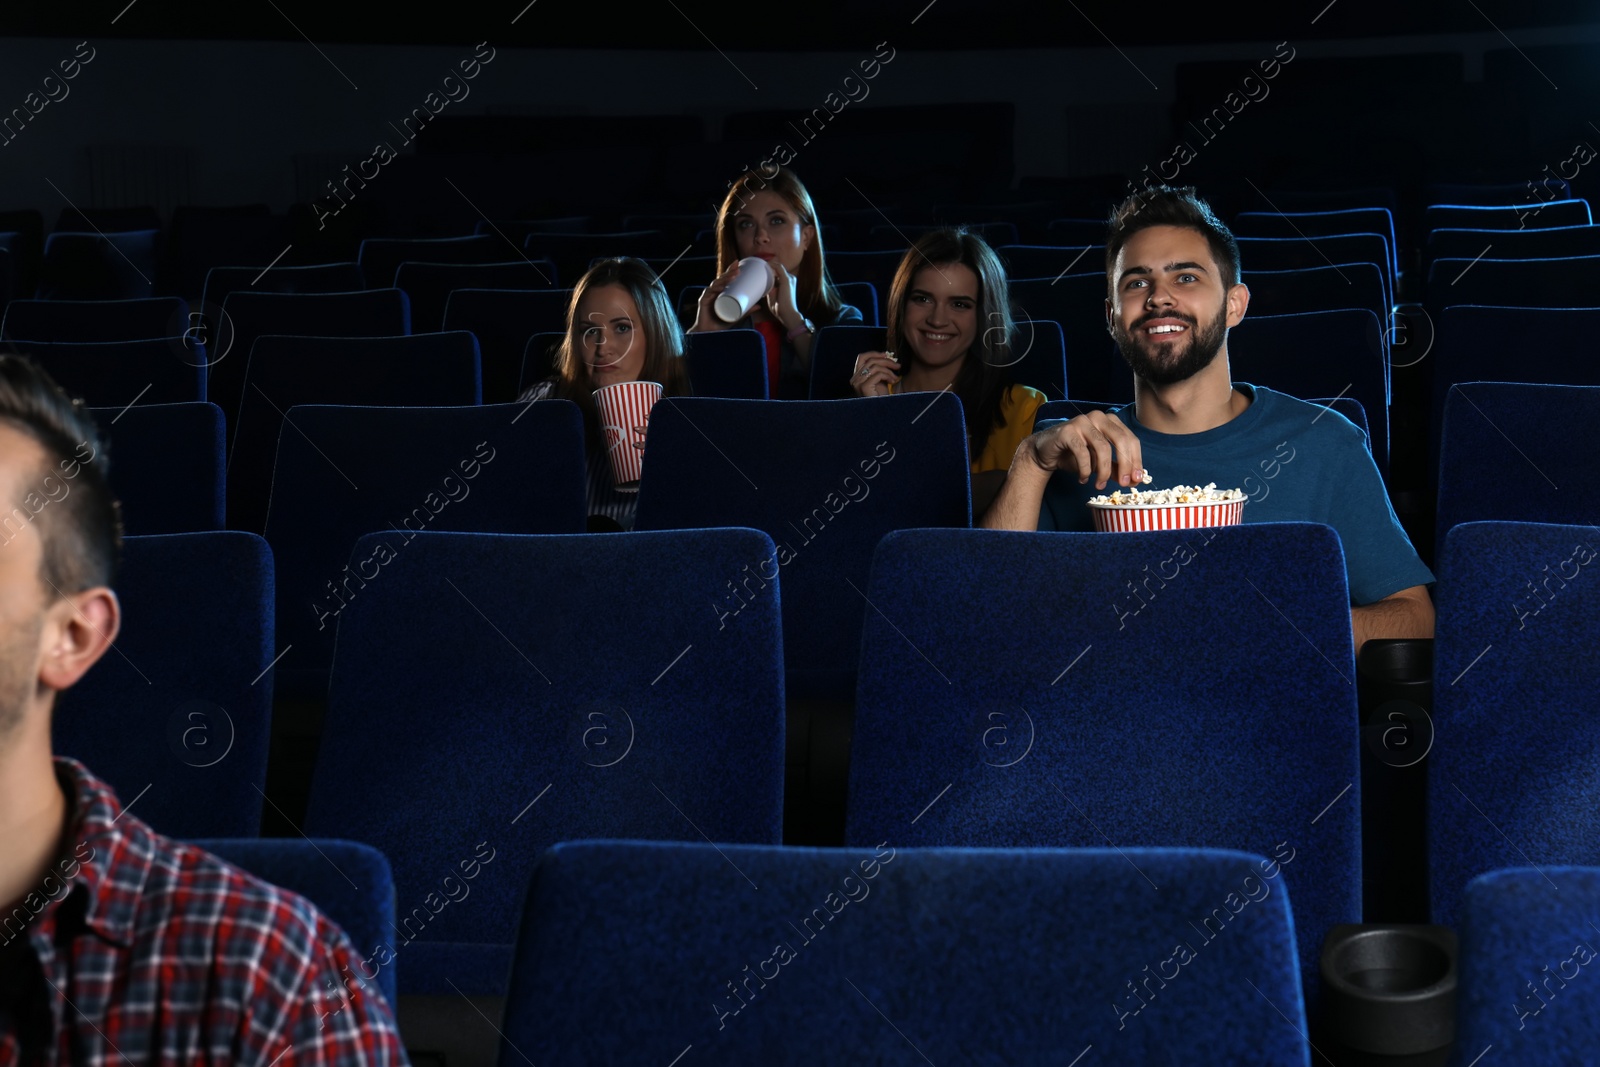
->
[519,257,691,531]
[850,228,1046,519]
[690,167,862,399]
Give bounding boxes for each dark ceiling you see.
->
[2,0,1593,49]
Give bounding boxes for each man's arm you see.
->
[980,413,1145,531]
[1351,584,1435,655]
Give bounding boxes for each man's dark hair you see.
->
[1105,185,1242,292]
[0,355,120,594]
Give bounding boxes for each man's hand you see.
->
[981,412,1145,531]
[1022,411,1146,490]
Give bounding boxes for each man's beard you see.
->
[0,610,43,749]
[1112,303,1228,386]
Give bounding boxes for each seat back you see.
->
[1426,255,1600,317]
[202,262,365,323]
[53,532,274,838]
[683,329,768,399]
[11,337,206,406]
[635,395,972,699]
[303,528,787,995]
[215,288,412,429]
[807,325,888,400]
[1454,867,1600,1058]
[1430,522,1600,928]
[1437,382,1600,542]
[502,841,1311,1066]
[228,332,480,533]
[1233,208,1399,278]
[441,288,572,403]
[356,235,506,289]
[1426,224,1600,263]
[394,260,556,333]
[1226,308,1390,472]
[997,243,1102,282]
[3,297,187,342]
[39,230,159,300]
[1425,200,1592,231]
[263,402,586,699]
[86,402,225,533]
[844,525,1361,1001]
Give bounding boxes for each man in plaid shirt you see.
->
[0,356,408,1064]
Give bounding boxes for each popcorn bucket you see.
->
[1087,497,1245,532]
[593,381,663,492]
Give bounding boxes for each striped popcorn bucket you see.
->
[593,380,664,492]
[1087,498,1245,532]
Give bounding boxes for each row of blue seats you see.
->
[192,834,1598,1064]
[57,519,1600,1013]
[31,382,1596,708]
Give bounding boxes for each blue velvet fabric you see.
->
[87,401,225,534]
[1454,867,1600,1060]
[1429,522,1600,929]
[1008,318,1068,400]
[394,260,554,333]
[1426,254,1600,317]
[634,395,972,700]
[227,331,481,535]
[1437,383,1600,548]
[806,324,887,400]
[1235,208,1400,278]
[1428,224,1600,262]
[191,837,401,1010]
[1237,234,1395,307]
[442,289,572,403]
[1431,312,1600,480]
[501,842,1311,1066]
[262,402,586,701]
[302,529,787,995]
[214,288,412,431]
[1425,201,1591,231]
[1012,274,1124,402]
[356,234,504,289]
[1226,308,1390,471]
[1241,265,1390,364]
[9,337,205,406]
[201,263,364,316]
[995,243,1101,281]
[1,297,188,342]
[835,280,879,327]
[843,526,1361,1003]
[54,532,274,838]
[38,230,158,300]
[685,329,768,400]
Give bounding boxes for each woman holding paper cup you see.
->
[690,167,862,398]
[850,228,1046,519]
[518,257,690,531]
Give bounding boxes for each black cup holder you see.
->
[1320,924,1457,1056]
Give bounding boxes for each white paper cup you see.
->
[1086,497,1245,532]
[714,257,774,323]
[593,381,663,492]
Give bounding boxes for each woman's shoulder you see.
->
[1004,383,1049,415]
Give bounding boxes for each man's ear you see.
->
[1225,282,1250,328]
[38,587,119,692]
[1104,296,1115,335]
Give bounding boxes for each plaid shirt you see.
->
[0,759,409,1065]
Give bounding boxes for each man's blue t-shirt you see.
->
[1038,384,1434,605]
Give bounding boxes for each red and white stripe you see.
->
[1089,499,1244,533]
[593,381,663,487]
